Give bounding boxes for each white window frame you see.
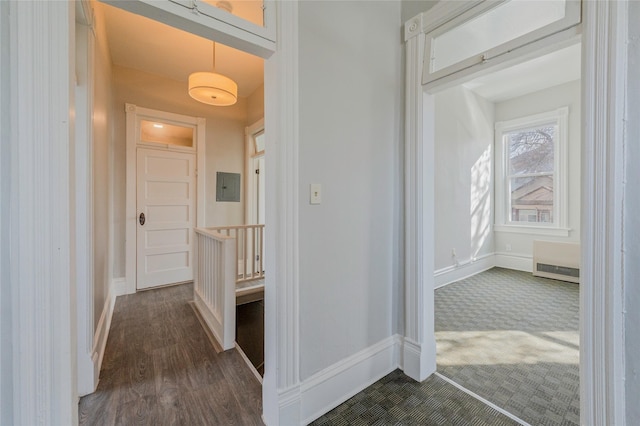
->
[423,0,581,87]
[494,106,569,236]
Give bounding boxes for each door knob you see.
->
[139,212,145,225]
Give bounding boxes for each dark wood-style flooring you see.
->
[78,283,264,425]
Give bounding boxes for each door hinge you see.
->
[255,169,260,175]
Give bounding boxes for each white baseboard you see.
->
[434,253,495,289]
[91,281,117,386]
[494,252,533,272]
[299,335,401,425]
[112,277,129,297]
[402,336,436,382]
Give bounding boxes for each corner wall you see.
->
[434,86,495,277]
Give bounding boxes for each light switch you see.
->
[310,184,322,204]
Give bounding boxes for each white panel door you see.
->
[137,147,196,290]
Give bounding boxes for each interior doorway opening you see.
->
[78,0,270,411]
[431,40,582,425]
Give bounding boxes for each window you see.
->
[139,119,195,150]
[495,107,569,235]
[253,130,265,154]
[423,0,581,86]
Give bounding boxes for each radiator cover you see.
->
[532,240,580,284]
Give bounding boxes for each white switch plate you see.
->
[310,184,322,204]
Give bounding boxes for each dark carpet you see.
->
[435,267,579,425]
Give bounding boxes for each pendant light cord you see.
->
[212,42,216,72]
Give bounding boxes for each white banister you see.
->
[193,228,236,350]
[207,224,265,283]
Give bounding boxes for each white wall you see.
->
[247,83,264,126]
[111,66,248,278]
[93,5,113,329]
[493,80,581,263]
[625,2,640,422]
[298,0,402,380]
[434,86,495,272]
[401,0,437,23]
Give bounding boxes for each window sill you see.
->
[494,224,571,237]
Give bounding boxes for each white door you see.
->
[137,147,196,290]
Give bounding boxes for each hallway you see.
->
[78,284,263,425]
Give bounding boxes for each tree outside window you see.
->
[494,106,569,231]
[506,125,555,224]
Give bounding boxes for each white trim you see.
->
[494,225,571,237]
[404,6,629,422]
[8,1,76,423]
[90,285,116,392]
[494,106,570,231]
[245,118,265,225]
[124,104,205,294]
[262,1,301,424]
[0,0,9,421]
[300,336,401,425]
[196,117,206,228]
[494,252,533,273]
[74,18,97,398]
[101,0,275,58]
[403,25,436,382]
[111,277,129,298]
[234,343,263,385]
[434,253,495,288]
[581,1,627,423]
[435,373,532,426]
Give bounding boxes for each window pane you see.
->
[432,0,567,72]
[198,0,264,28]
[508,126,555,174]
[510,176,554,223]
[254,132,265,153]
[140,120,194,148]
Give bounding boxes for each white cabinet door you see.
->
[136,147,196,290]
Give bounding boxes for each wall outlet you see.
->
[451,248,457,257]
[506,244,512,252]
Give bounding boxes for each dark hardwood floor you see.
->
[79,283,263,425]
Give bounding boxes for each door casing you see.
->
[125,104,206,294]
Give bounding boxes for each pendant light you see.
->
[188,41,238,106]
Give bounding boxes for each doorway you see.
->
[404,2,628,424]
[125,105,206,292]
[431,41,582,424]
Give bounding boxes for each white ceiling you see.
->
[463,43,581,102]
[98,1,264,98]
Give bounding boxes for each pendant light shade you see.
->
[188,41,238,106]
[188,72,237,106]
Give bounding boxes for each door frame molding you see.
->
[403,1,628,424]
[124,104,206,295]
[244,118,265,226]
